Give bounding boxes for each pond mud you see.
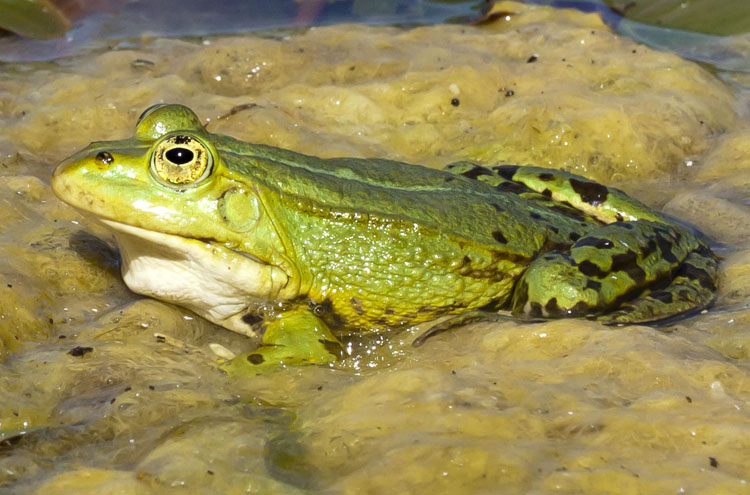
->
[1,2,750,493]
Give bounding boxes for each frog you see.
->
[52,104,718,373]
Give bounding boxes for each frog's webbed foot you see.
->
[596,249,718,325]
[511,220,718,324]
[221,308,344,375]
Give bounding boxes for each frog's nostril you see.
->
[96,151,114,165]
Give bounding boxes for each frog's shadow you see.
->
[68,229,121,276]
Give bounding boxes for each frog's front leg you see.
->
[511,221,716,323]
[222,307,344,375]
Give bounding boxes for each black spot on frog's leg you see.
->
[569,301,591,316]
[569,232,581,242]
[492,165,520,181]
[247,353,264,365]
[538,173,554,182]
[577,260,606,278]
[528,301,543,318]
[586,279,602,291]
[570,178,609,205]
[460,164,494,180]
[542,189,552,198]
[626,265,647,285]
[610,250,637,270]
[530,212,541,220]
[642,238,657,258]
[492,230,508,244]
[242,313,263,326]
[675,263,717,291]
[545,297,560,316]
[495,181,527,194]
[654,233,679,263]
[610,250,646,284]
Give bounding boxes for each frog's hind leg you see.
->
[444,162,666,225]
[597,248,718,324]
[511,221,718,324]
[447,162,719,324]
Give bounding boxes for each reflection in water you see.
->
[0,0,481,61]
[2,0,749,84]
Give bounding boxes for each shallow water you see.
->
[2,1,750,493]
[0,0,483,61]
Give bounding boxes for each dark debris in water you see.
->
[67,346,94,357]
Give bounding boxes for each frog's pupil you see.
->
[166,147,194,165]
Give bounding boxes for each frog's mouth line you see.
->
[99,219,289,337]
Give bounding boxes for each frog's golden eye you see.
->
[150,134,212,187]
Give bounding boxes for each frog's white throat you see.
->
[100,220,289,337]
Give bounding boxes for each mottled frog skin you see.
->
[52,104,718,372]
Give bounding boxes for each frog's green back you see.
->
[217,135,545,256]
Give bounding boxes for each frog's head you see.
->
[52,104,294,335]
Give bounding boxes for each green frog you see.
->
[52,104,718,372]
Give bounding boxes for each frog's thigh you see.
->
[511,221,691,319]
[222,308,343,375]
[511,250,605,318]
